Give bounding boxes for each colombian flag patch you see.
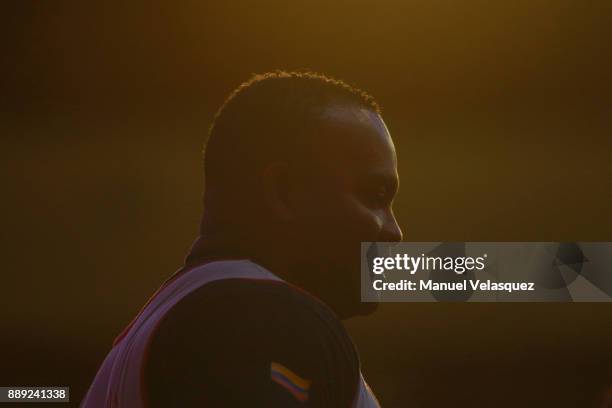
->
[270,361,311,403]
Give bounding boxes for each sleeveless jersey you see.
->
[81,260,380,407]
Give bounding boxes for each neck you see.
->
[186,220,351,319]
[185,220,300,286]
[185,228,247,266]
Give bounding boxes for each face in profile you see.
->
[288,105,403,318]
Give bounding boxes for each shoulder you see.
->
[155,276,351,348]
[144,272,360,406]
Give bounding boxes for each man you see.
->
[82,71,402,407]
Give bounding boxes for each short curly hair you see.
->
[203,71,381,203]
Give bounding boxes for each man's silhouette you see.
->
[82,71,402,407]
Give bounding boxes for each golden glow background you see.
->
[2,1,611,406]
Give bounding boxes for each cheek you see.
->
[333,196,384,240]
[292,187,383,240]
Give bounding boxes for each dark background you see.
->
[2,1,612,406]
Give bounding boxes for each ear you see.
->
[261,162,295,222]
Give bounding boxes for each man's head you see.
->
[201,71,402,318]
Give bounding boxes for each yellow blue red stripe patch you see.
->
[270,361,311,402]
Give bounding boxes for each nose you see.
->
[380,209,403,242]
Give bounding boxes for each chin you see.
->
[357,300,379,316]
[338,300,379,320]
